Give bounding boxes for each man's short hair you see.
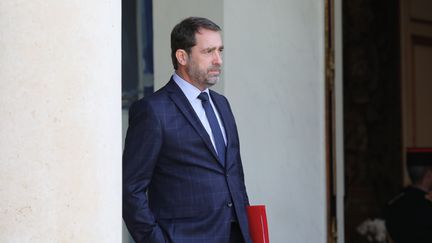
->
[406,148,432,183]
[407,166,431,184]
[170,17,221,70]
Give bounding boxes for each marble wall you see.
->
[0,1,122,242]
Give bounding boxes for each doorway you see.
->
[338,0,432,243]
[341,0,402,242]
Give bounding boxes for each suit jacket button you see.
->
[227,202,233,207]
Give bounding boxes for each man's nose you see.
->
[213,51,223,65]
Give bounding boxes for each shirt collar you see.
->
[173,72,209,101]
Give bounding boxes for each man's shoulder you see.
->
[127,82,173,119]
[387,187,421,206]
[386,187,432,217]
[130,89,166,109]
[132,82,173,106]
[402,187,429,204]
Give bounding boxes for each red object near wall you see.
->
[246,205,270,243]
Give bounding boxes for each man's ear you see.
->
[175,49,188,66]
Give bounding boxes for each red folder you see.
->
[246,205,270,243]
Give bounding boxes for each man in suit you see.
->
[384,148,432,243]
[123,17,252,243]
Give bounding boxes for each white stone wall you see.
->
[153,1,327,242]
[223,1,326,242]
[0,1,122,242]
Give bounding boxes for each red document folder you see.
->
[246,205,270,243]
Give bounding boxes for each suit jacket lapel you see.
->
[209,90,235,169]
[165,80,222,166]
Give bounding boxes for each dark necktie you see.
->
[198,92,226,165]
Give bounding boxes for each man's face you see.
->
[185,28,223,90]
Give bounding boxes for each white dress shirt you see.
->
[172,73,227,151]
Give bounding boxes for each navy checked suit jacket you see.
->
[123,79,252,243]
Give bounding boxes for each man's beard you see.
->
[187,63,221,88]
